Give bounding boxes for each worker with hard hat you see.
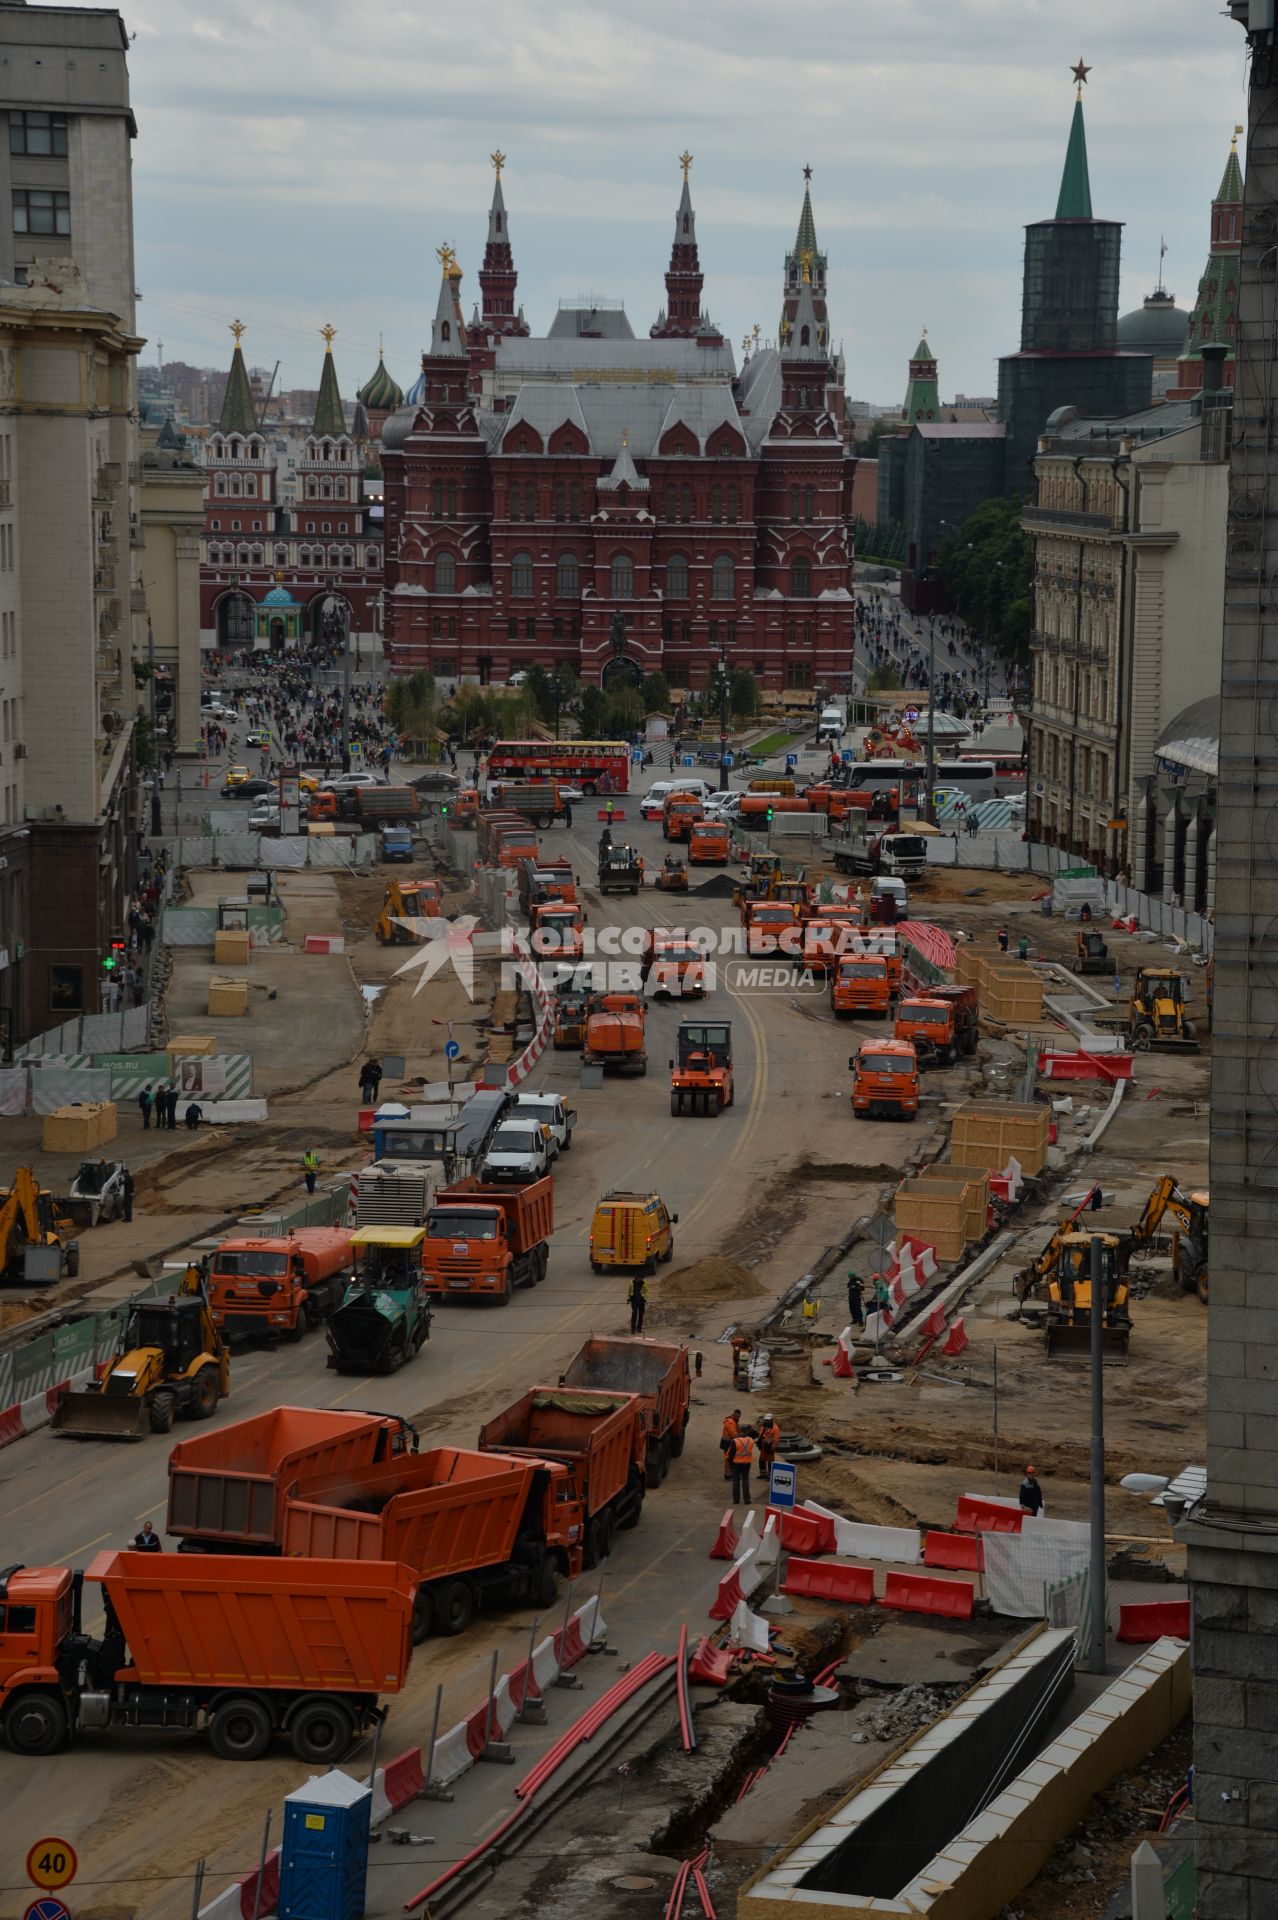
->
[757,1412,781,1480]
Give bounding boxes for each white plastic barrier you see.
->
[754,1513,780,1575]
[802,1501,922,1567]
[730,1599,771,1653]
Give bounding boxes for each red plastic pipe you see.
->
[676,1622,695,1753]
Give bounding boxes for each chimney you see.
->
[1202,342,1228,395]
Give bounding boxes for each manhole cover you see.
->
[611,1876,657,1892]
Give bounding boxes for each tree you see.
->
[578,685,607,737]
[523,663,553,726]
[641,670,670,715]
[604,687,645,735]
[865,663,902,694]
[387,670,438,751]
[935,496,1033,667]
[728,668,759,720]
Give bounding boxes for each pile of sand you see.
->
[653,1255,767,1304]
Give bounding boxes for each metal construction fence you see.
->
[924,837,1213,952]
[154,833,380,871]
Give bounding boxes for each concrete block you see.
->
[1194,1626,1278,1679]
[1246,1589,1278,1633]
[1194,1677,1248,1730]
[1210,1306,1278,1347]
[1195,1867,1250,1920]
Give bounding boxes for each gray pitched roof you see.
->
[546,303,637,342]
[429,271,467,361]
[496,335,734,379]
[735,349,782,448]
[599,436,649,490]
[498,382,592,449]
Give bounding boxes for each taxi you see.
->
[223,764,253,788]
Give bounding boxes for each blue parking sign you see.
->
[769,1462,797,1509]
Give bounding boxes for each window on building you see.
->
[727,621,737,645]
[252,519,262,533]
[786,661,813,690]
[666,552,689,598]
[554,480,566,522]
[211,518,221,531]
[250,545,263,565]
[554,616,565,640]
[511,550,534,595]
[728,486,738,524]
[229,477,241,497]
[708,622,719,647]
[432,614,442,638]
[611,552,633,598]
[525,617,536,639]
[790,487,799,522]
[680,482,692,524]
[802,621,813,645]
[342,547,354,568]
[524,482,536,522]
[711,485,722,524]
[10,187,69,235]
[803,488,814,523]
[556,552,579,597]
[447,480,457,516]
[507,616,518,639]
[432,480,442,516]
[306,520,315,533]
[447,614,457,638]
[435,551,456,592]
[711,553,734,600]
[791,556,812,597]
[679,620,691,644]
[367,548,379,567]
[509,485,520,522]
[232,520,242,533]
[570,481,582,521]
[321,479,332,499]
[275,545,287,565]
[665,487,676,523]
[214,475,226,497]
[8,107,66,155]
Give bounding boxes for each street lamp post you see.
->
[715,640,730,793]
[924,623,937,825]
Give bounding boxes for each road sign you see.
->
[26,1843,76,1892]
[769,1462,798,1510]
[444,1039,461,1062]
[903,705,920,723]
[25,1899,71,1920]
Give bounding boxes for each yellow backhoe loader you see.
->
[1127,967,1199,1052]
[1171,1190,1209,1304]
[374,878,443,944]
[0,1166,80,1285]
[51,1263,229,1439]
[1015,1224,1132,1357]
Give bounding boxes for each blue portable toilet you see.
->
[278,1769,372,1920]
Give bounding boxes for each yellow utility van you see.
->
[589,1190,678,1274]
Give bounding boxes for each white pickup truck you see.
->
[481,1117,556,1184]
[513,1090,577,1154]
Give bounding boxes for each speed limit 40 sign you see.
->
[26,1839,77,1891]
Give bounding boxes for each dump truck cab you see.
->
[1129,967,1198,1051]
[589,1190,677,1273]
[207,1229,352,1343]
[1043,1233,1131,1357]
[662,792,705,842]
[894,984,979,1065]
[688,818,730,866]
[529,901,585,962]
[832,954,893,1018]
[52,1267,229,1439]
[422,1176,553,1302]
[670,1020,734,1116]
[743,899,799,958]
[597,843,643,894]
[452,787,480,826]
[582,992,647,1076]
[642,929,707,999]
[850,1038,919,1119]
[800,915,858,978]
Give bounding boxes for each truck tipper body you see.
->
[166,1405,417,1551]
[207,1228,353,1342]
[582,992,647,1075]
[282,1446,582,1637]
[420,1175,552,1302]
[477,1385,646,1567]
[0,1552,413,1762]
[561,1336,690,1486]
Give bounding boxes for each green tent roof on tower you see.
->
[912,333,935,363]
[1055,97,1093,219]
[218,328,257,435]
[1217,142,1243,206]
[794,180,819,261]
[313,328,346,437]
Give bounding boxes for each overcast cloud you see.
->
[98,0,1246,407]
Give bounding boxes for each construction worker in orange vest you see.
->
[730,1426,755,1504]
[757,1413,780,1480]
[720,1408,741,1481]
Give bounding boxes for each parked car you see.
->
[328,771,387,792]
[480,1118,556,1183]
[244,727,272,748]
[221,776,274,800]
[248,802,282,832]
[512,1090,576,1154]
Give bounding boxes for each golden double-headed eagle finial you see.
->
[679,150,693,182]
[491,150,506,179]
[229,318,245,344]
[320,323,336,350]
[436,242,458,275]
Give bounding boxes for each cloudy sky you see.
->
[107,0,1246,408]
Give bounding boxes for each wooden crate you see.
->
[916,1163,990,1245]
[213,930,251,967]
[951,1101,1050,1177]
[42,1101,118,1152]
[980,964,1043,1025]
[207,979,249,1017]
[955,944,996,989]
[893,1178,968,1262]
[169,1034,217,1060]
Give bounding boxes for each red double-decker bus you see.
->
[487,739,631,794]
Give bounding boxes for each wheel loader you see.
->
[51,1263,230,1439]
[1073,929,1110,976]
[0,1166,80,1284]
[669,1020,734,1116]
[1127,967,1198,1052]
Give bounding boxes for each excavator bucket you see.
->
[1044,1323,1130,1361]
[50,1390,148,1440]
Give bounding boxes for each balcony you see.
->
[94,564,117,593]
[93,461,121,504]
[96,646,120,679]
[1022,504,1115,534]
[0,478,11,510]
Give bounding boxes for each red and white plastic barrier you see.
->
[302,933,345,954]
[503,929,555,1091]
[0,1370,96,1452]
[198,1850,281,1919]
[709,1509,739,1560]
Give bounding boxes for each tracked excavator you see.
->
[51,1263,229,1438]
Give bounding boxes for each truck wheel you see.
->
[661,1234,675,1264]
[590,1258,603,1273]
[670,1414,688,1459]
[535,1558,560,1609]
[658,1435,672,1483]
[289,1698,354,1765]
[412,1588,434,1642]
[64,1243,80,1277]
[3,1690,67,1756]
[670,1093,680,1117]
[285,1313,307,1342]
[435,1578,476,1636]
[189,1370,220,1420]
[618,1476,645,1530]
[149,1391,176,1434]
[209,1695,273,1761]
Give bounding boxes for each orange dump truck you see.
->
[420,1174,553,1303]
[744,900,800,958]
[166,1405,417,1553]
[688,818,730,865]
[831,953,894,1017]
[561,1335,691,1487]
[642,929,706,998]
[662,792,705,842]
[477,1385,647,1567]
[850,1038,919,1119]
[207,1227,353,1343]
[281,1446,582,1638]
[800,915,859,978]
[894,984,980,1067]
[530,900,585,961]
[582,991,647,1075]
[0,1551,413,1761]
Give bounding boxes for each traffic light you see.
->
[766,805,774,824]
[102,937,126,974]
[440,801,449,819]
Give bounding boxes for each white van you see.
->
[513,1090,576,1153]
[640,778,713,821]
[818,705,846,743]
